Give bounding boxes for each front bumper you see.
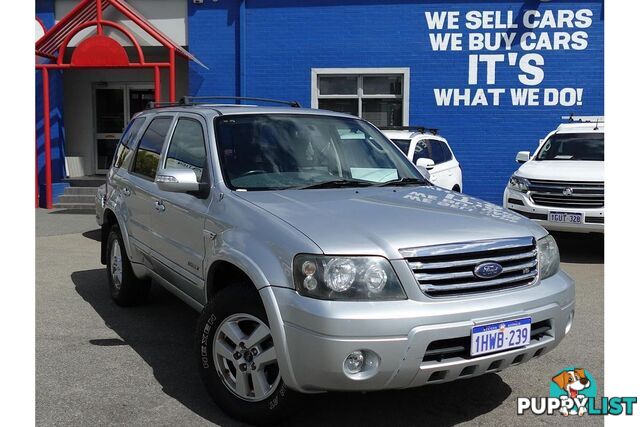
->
[260,270,575,393]
[503,188,604,234]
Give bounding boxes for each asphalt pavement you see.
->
[36,209,604,426]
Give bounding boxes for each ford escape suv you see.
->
[97,97,575,425]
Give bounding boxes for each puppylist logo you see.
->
[517,367,637,417]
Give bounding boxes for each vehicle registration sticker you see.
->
[471,317,531,357]
[548,211,583,224]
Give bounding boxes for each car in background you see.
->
[380,126,463,192]
[503,116,604,234]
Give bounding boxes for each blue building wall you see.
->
[189,0,604,204]
[36,0,68,206]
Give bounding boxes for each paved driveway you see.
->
[36,209,603,426]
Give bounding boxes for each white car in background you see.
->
[503,116,604,234]
[380,126,463,192]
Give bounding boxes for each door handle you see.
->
[154,200,166,212]
[122,187,131,197]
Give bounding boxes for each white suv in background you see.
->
[504,117,604,234]
[381,126,463,192]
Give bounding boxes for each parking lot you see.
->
[36,209,603,426]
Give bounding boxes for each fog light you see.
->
[344,350,365,374]
[565,310,574,335]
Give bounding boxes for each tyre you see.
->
[106,225,150,306]
[196,285,295,425]
[452,184,461,192]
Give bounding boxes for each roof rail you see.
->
[378,125,438,135]
[181,96,301,108]
[145,100,186,109]
[562,114,605,123]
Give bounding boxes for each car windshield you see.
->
[390,139,412,155]
[536,132,604,161]
[214,114,422,190]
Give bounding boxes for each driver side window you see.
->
[165,118,207,183]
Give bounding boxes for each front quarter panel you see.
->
[203,191,322,298]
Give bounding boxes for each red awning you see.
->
[36,0,206,68]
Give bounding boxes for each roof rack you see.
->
[378,125,438,135]
[145,96,301,110]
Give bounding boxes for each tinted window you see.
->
[428,140,447,164]
[165,118,207,182]
[537,133,604,161]
[133,117,172,179]
[113,117,144,169]
[412,139,431,162]
[435,141,453,162]
[390,139,411,155]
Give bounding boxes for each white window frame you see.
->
[311,68,410,126]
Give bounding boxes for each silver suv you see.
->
[96,98,575,424]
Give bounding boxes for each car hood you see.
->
[235,186,546,259]
[517,160,603,182]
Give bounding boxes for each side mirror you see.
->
[156,168,201,193]
[516,151,530,164]
[416,157,435,170]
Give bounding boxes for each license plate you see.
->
[548,211,583,224]
[471,317,531,356]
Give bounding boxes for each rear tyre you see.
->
[196,285,296,425]
[106,225,150,306]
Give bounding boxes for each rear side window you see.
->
[133,117,173,179]
[434,140,453,163]
[113,117,144,169]
[165,118,207,182]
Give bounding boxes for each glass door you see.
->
[94,84,155,174]
[95,86,125,173]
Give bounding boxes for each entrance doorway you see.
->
[94,83,154,173]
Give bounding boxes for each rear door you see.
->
[126,115,175,254]
[151,113,212,302]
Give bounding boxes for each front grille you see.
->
[528,179,604,208]
[402,237,538,297]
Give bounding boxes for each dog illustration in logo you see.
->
[552,368,591,416]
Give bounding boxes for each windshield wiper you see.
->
[374,177,430,187]
[295,179,374,190]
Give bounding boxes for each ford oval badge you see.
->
[474,262,503,279]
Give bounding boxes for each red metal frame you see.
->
[35,0,197,209]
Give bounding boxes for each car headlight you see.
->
[293,255,406,300]
[508,175,530,192]
[537,235,560,279]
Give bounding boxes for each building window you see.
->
[312,68,410,127]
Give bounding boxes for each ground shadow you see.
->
[49,209,95,215]
[82,229,101,242]
[552,232,604,264]
[73,268,512,426]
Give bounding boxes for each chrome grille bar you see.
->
[527,179,604,209]
[403,237,538,297]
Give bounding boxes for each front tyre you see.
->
[196,286,295,425]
